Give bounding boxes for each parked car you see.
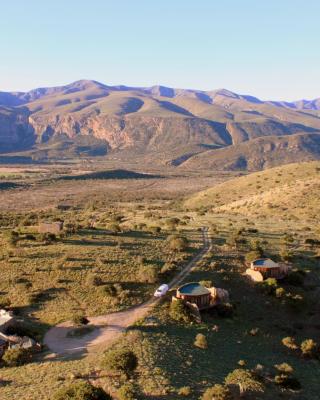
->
[154,284,169,297]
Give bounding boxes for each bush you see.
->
[169,299,192,323]
[260,278,278,295]
[178,386,191,396]
[117,383,137,400]
[282,336,298,350]
[86,273,103,287]
[274,363,301,390]
[101,349,138,377]
[72,314,89,326]
[301,339,318,358]
[225,368,264,397]
[2,347,31,367]
[53,381,112,400]
[202,384,232,400]
[149,226,161,234]
[194,333,208,349]
[167,235,188,252]
[245,250,263,264]
[137,265,158,283]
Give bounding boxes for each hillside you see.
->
[0,80,320,168]
[185,161,320,221]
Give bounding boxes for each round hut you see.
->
[176,282,211,309]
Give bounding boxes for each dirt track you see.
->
[44,228,211,355]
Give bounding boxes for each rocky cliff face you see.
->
[0,107,35,152]
[29,113,231,153]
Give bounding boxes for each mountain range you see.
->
[0,79,320,170]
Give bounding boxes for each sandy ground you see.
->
[44,228,210,355]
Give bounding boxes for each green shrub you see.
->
[260,278,278,295]
[2,347,31,367]
[225,368,264,397]
[169,299,192,323]
[53,381,112,400]
[72,314,89,326]
[202,384,232,400]
[101,348,138,377]
[117,383,137,400]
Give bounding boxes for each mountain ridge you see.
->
[0,80,320,169]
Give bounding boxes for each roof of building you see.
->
[178,282,210,296]
[252,258,279,268]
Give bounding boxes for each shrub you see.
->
[72,314,89,326]
[86,273,103,287]
[178,386,191,396]
[149,226,161,234]
[274,363,301,390]
[160,262,176,275]
[108,223,121,234]
[225,368,264,397]
[260,278,278,295]
[117,383,137,400]
[100,284,117,296]
[301,339,318,358]
[282,336,298,350]
[202,384,232,400]
[275,287,286,298]
[53,381,112,400]
[245,250,263,264]
[101,349,138,377]
[137,265,158,283]
[169,299,192,323]
[2,347,31,367]
[167,235,188,252]
[194,333,208,349]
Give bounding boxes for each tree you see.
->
[202,384,232,400]
[225,368,264,397]
[53,381,112,400]
[101,349,138,378]
[194,333,208,349]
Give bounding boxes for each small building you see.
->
[175,282,229,311]
[246,258,292,282]
[38,221,64,234]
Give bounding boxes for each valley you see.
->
[0,161,319,399]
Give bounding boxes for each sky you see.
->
[1,0,319,100]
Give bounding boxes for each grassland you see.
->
[0,161,319,400]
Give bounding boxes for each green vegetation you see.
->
[53,381,112,400]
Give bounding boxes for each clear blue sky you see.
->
[1,0,319,100]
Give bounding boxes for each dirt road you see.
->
[44,228,211,355]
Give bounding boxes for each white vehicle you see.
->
[154,284,169,297]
